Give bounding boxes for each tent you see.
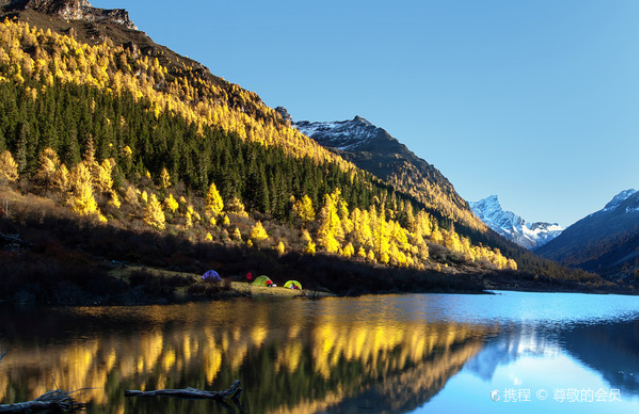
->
[202,270,221,282]
[284,280,302,290]
[252,275,273,287]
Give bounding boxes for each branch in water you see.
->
[125,380,242,401]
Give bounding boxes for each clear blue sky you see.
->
[93,0,639,227]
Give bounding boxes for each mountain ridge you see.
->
[293,115,485,231]
[469,195,563,250]
[1,0,136,29]
[536,189,639,280]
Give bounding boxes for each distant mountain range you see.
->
[536,189,639,279]
[469,196,563,250]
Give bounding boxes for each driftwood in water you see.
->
[0,234,31,246]
[125,380,242,401]
[0,351,87,413]
[0,389,88,413]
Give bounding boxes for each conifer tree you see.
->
[54,164,70,193]
[164,194,179,213]
[205,182,224,216]
[342,242,355,258]
[95,159,115,194]
[70,162,98,215]
[250,221,269,242]
[293,195,315,225]
[317,190,344,254]
[144,193,166,230]
[0,150,19,184]
[160,167,171,189]
[304,240,316,255]
[35,147,60,193]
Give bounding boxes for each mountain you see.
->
[468,195,563,249]
[536,189,639,279]
[1,0,136,29]
[294,115,484,231]
[0,0,613,300]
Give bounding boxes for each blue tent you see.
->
[202,270,221,282]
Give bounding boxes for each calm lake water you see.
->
[0,291,638,414]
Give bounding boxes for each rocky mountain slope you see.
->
[293,115,484,231]
[536,189,639,279]
[469,195,563,249]
[1,0,136,29]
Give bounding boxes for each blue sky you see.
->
[93,0,639,227]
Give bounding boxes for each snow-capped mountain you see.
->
[599,189,638,214]
[469,195,563,250]
[536,189,639,278]
[295,116,379,151]
[292,114,484,230]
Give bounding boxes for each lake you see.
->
[0,291,638,413]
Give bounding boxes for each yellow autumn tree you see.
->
[342,242,355,259]
[205,182,224,216]
[292,195,315,225]
[304,240,316,255]
[317,190,344,254]
[276,241,286,256]
[351,208,373,248]
[54,164,70,193]
[164,194,179,213]
[160,167,171,189]
[0,150,18,184]
[144,193,166,230]
[35,147,60,192]
[69,162,98,215]
[94,158,115,194]
[372,206,390,259]
[250,221,269,242]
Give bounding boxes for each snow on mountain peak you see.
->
[469,196,563,250]
[294,116,380,151]
[602,189,637,212]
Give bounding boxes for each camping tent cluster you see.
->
[202,270,302,290]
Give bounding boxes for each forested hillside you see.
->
[0,4,610,301]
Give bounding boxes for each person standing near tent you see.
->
[246,272,252,283]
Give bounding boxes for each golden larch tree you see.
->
[144,193,166,230]
[0,150,18,184]
[70,162,98,215]
[205,182,224,216]
[250,221,269,242]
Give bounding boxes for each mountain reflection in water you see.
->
[0,292,637,414]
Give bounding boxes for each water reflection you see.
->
[0,299,493,414]
[0,293,637,414]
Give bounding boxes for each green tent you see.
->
[284,280,302,290]
[252,275,273,287]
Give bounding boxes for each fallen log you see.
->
[0,389,88,413]
[0,234,31,247]
[125,380,242,401]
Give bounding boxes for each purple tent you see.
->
[202,270,221,282]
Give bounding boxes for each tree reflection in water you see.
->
[0,298,494,414]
